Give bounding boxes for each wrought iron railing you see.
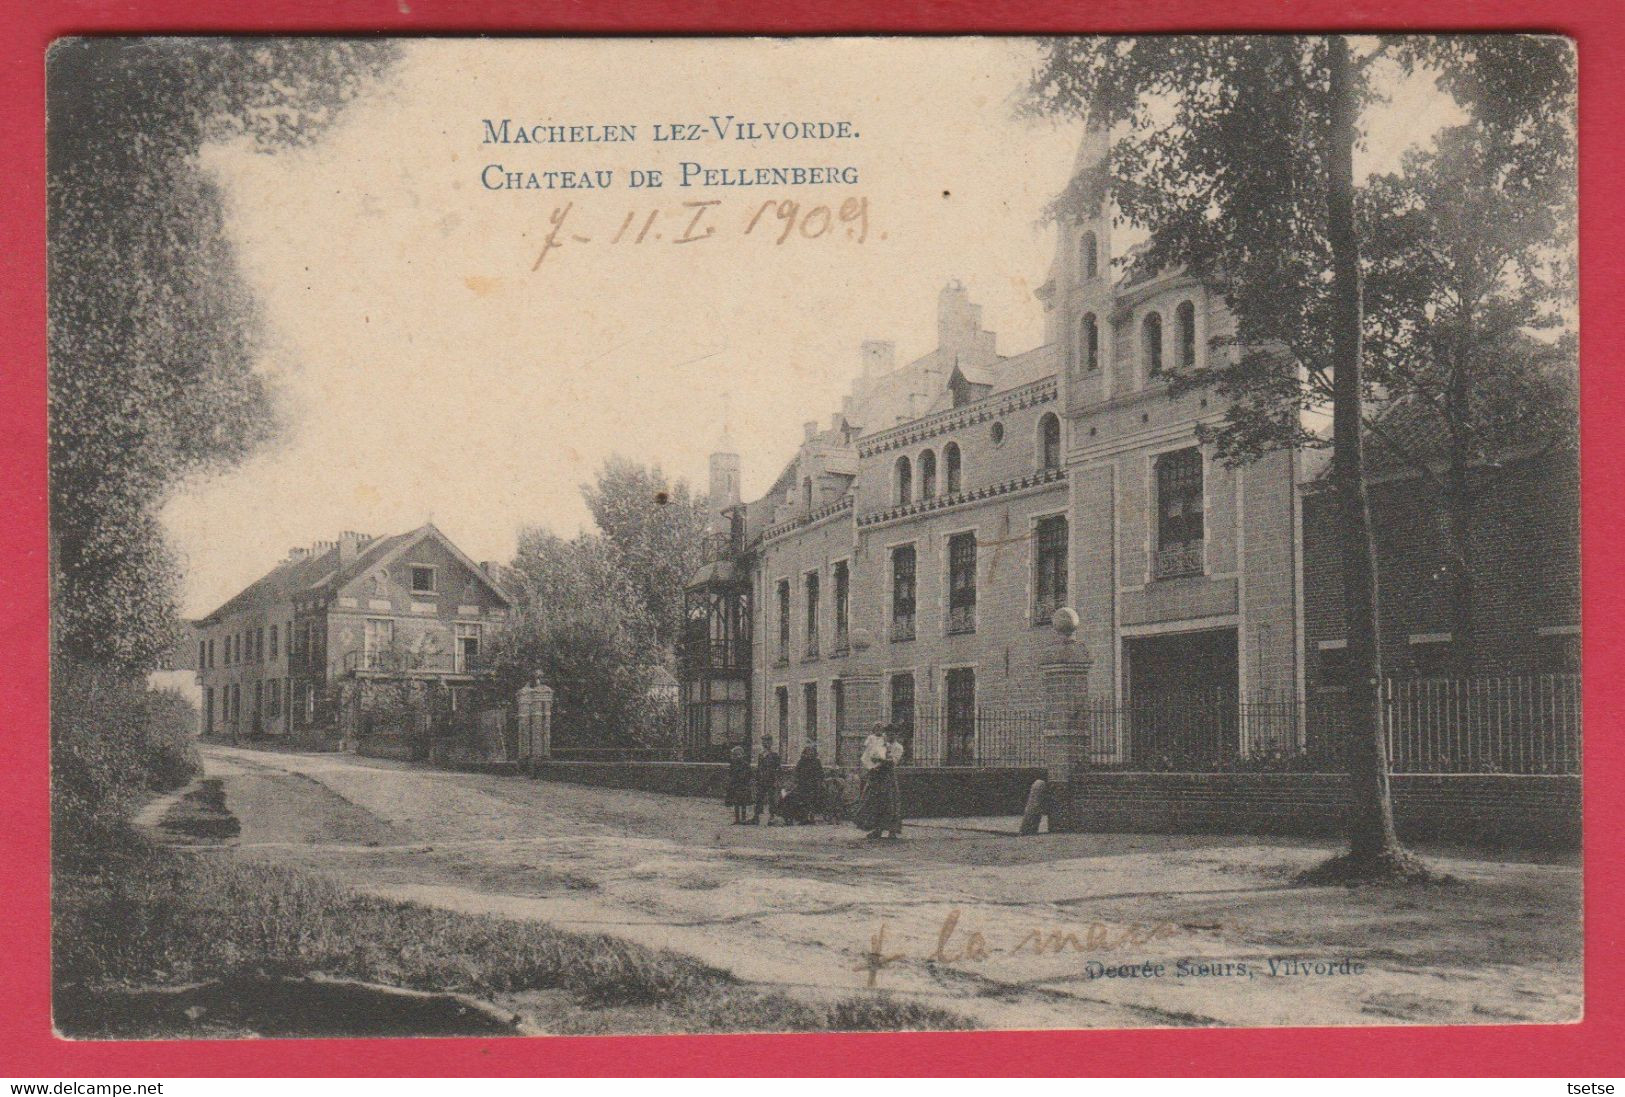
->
[891,614,916,643]
[947,604,976,635]
[1151,542,1204,580]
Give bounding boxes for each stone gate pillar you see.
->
[516,681,554,773]
[837,627,881,769]
[1040,608,1093,788]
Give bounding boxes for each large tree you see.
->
[1360,123,1577,671]
[48,38,398,674]
[487,528,668,750]
[1026,34,1574,879]
[580,457,709,653]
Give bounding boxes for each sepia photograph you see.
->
[45,33,1581,1041]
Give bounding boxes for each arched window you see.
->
[1080,313,1099,372]
[1081,230,1098,280]
[1039,413,1062,471]
[944,442,962,494]
[1142,311,1164,377]
[920,449,937,499]
[895,455,912,504]
[1177,300,1197,369]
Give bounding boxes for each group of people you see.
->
[723,722,906,840]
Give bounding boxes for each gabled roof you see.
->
[197,523,510,624]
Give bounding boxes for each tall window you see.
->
[832,561,850,652]
[776,687,790,756]
[803,683,819,746]
[803,477,814,512]
[920,449,937,499]
[945,668,976,766]
[363,618,393,669]
[455,622,482,672]
[804,571,820,658]
[832,680,845,743]
[948,532,977,634]
[269,625,278,660]
[944,443,962,494]
[895,455,912,504]
[1177,300,1198,369]
[891,545,917,642]
[1039,413,1062,471]
[1081,313,1099,372]
[776,580,791,662]
[198,640,206,670]
[1153,447,1204,579]
[1034,515,1069,624]
[1081,230,1098,280]
[1142,311,1164,377]
[256,627,265,662]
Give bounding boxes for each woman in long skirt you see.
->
[724,744,753,824]
[852,726,903,839]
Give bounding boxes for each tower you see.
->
[707,400,742,537]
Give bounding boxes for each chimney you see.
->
[309,539,338,557]
[861,340,895,378]
[338,530,371,564]
[286,547,309,564]
[803,420,818,443]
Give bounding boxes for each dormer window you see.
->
[1081,230,1099,280]
[1142,311,1164,378]
[410,565,436,594]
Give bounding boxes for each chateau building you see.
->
[192,523,511,747]
[683,132,1305,766]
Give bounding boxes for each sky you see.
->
[161,37,1464,618]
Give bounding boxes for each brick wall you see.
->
[1055,771,1580,849]
[1303,448,1581,681]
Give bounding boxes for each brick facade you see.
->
[700,131,1304,766]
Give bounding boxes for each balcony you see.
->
[1152,542,1205,580]
[947,604,976,636]
[891,615,916,643]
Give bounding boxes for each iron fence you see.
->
[906,705,1047,767]
[884,674,1580,775]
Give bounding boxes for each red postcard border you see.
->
[1,0,1618,1078]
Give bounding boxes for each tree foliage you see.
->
[580,457,709,652]
[1023,33,1574,876]
[48,38,398,673]
[486,528,668,749]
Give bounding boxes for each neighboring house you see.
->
[683,127,1305,767]
[1302,401,1581,687]
[192,523,511,748]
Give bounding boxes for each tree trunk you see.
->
[1326,36,1405,865]
[1444,339,1477,675]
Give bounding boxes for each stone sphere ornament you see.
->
[1051,606,1079,637]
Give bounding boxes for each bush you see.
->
[52,659,202,853]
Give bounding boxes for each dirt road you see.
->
[190,744,1582,1031]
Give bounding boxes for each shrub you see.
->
[52,659,201,853]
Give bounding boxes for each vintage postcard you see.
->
[46,35,1580,1040]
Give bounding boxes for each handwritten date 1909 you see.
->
[531,196,875,270]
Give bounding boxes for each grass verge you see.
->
[54,838,973,1038]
